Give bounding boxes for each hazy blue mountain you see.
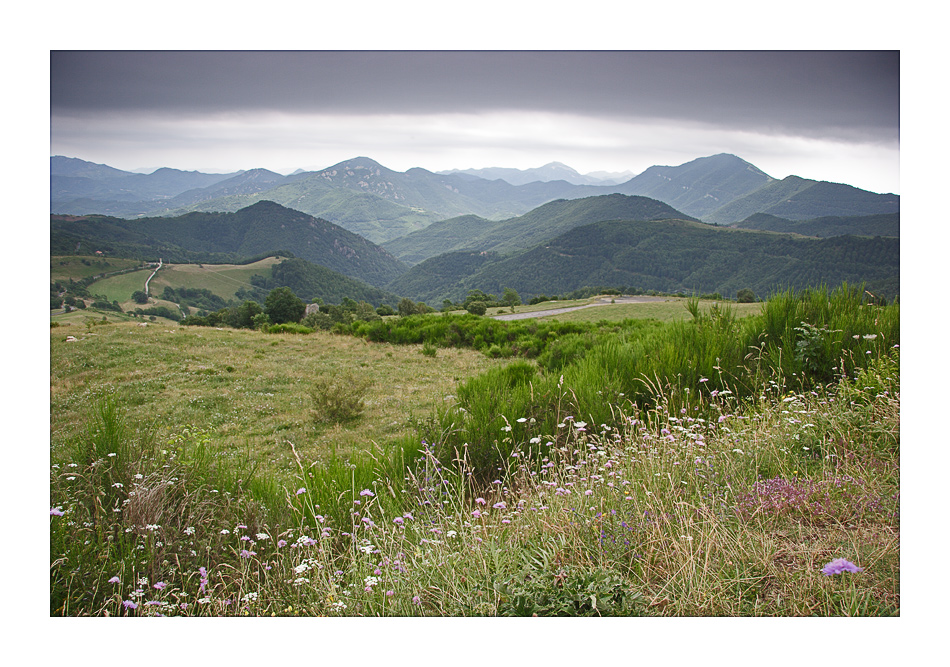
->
[51,154,900,245]
[612,153,774,219]
[705,176,900,224]
[51,156,133,180]
[438,162,633,186]
[51,156,240,214]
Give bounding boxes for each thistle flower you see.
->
[822,558,864,575]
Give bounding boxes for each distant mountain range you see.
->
[50,154,899,245]
[50,153,900,306]
[437,162,635,186]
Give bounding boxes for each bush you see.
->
[466,301,487,316]
[267,323,313,334]
[737,288,757,303]
[309,371,374,424]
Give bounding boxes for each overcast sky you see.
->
[50,50,900,193]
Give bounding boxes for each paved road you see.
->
[492,296,671,321]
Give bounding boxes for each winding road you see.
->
[491,296,671,321]
[144,258,163,297]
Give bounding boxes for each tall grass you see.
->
[50,346,898,616]
[50,284,899,616]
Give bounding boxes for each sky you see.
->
[50,50,900,194]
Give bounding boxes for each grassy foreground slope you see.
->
[50,288,899,617]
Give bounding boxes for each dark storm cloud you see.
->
[50,51,898,143]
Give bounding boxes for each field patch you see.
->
[49,321,503,480]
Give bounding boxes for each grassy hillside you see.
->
[51,202,408,288]
[51,256,147,282]
[50,322,504,478]
[50,286,899,619]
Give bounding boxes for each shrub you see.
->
[466,301,487,316]
[309,371,374,424]
[737,288,757,303]
[267,323,313,334]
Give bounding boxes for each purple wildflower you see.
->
[50,507,64,516]
[493,502,506,509]
[108,576,120,584]
[153,581,166,590]
[295,488,306,495]
[412,596,422,606]
[472,509,482,518]
[393,517,404,526]
[475,497,486,505]
[122,600,138,610]
[277,539,287,548]
[360,489,375,497]
[240,549,256,559]
[822,558,864,575]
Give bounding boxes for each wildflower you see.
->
[472,509,482,518]
[240,549,256,559]
[475,497,486,505]
[122,600,138,610]
[360,489,375,497]
[256,533,270,541]
[108,576,121,584]
[50,507,64,516]
[386,590,395,597]
[493,502,506,509]
[412,595,422,606]
[403,513,414,520]
[220,529,230,535]
[393,517,404,526]
[277,539,287,548]
[822,558,864,575]
[183,526,195,536]
[584,490,594,496]
[153,582,166,590]
[295,488,306,495]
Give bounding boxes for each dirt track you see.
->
[491,296,671,321]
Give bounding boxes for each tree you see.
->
[466,301,487,316]
[355,301,381,322]
[131,290,148,304]
[227,300,263,329]
[736,288,757,303]
[501,287,521,308]
[398,297,417,317]
[264,287,306,324]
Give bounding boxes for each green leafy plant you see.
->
[309,371,374,424]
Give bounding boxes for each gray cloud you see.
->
[51,51,898,144]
